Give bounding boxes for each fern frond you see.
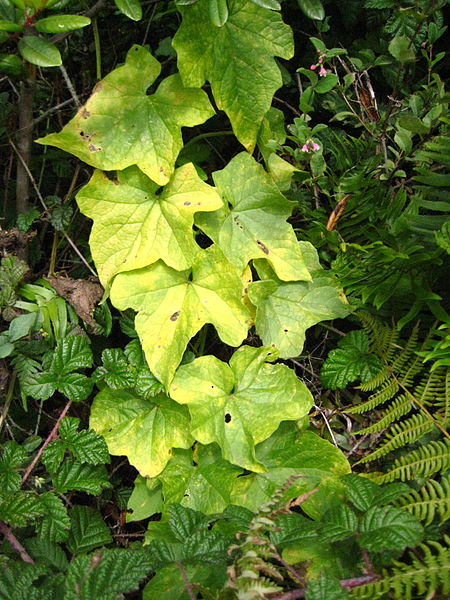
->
[356,394,412,434]
[358,312,399,362]
[396,476,450,525]
[351,537,450,600]
[414,367,449,409]
[358,366,391,392]
[356,413,435,464]
[372,439,450,483]
[349,379,399,413]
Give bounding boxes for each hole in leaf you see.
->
[224,413,232,423]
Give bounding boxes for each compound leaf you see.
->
[37,46,214,186]
[196,153,310,281]
[0,491,44,527]
[52,457,110,495]
[169,345,313,471]
[110,245,251,387]
[76,164,222,289]
[90,388,193,478]
[35,492,70,542]
[173,0,293,151]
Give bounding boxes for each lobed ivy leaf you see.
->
[66,506,112,554]
[90,388,193,478]
[110,245,251,387]
[37,46,214,186]
[76,163,222,290]
[320,330,382,390]
[173,0,293,151]
[359,506,423,552]
[64,548,151,600]
[196,153,310,281]
[249,246,350,357]
[170,346,313,471]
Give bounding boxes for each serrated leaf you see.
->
[41,440,65,473]
[34,15,91,33]
[35,492,70,542]
[76,164,222,289]
[297,0,324,20]
[26,537,69,571]
[65,549,150,600]
[90,388,193,478]
[36,370,93,402]
[113,0,142,20]
[51,336,93,373]
[170,346,313,471]
[18,37,61,67]
[66,506,112,554]
[320,330,382,390]
[343,473,379,512]
[196,153,310,281]
[158,446,242,514]
[0,491,44,526]
[249,254,349,358]
[52,457,110,495]
[321,505,358,542]
[37,46,214,186]
[59,417,110,465]
[110,245,251,387]
[143,563,226,600]
[173,0,293,151]
[0,564,48,600]
[93,348,136,388]
[359,506,423,552]
[168,504,210,541]
[306,573,351,600]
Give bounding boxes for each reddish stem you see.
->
[0,522,35,564]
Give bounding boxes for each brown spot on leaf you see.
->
[183,201,191,206]
[88,144,101,152]
[170,311,180,321]
[257,240,269,255]
[81,109,90,119]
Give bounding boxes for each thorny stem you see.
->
[21,399,72,485]
[0,522,35,564]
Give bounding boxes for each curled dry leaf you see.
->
[47,276,103,329]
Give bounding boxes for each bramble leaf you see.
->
[90,388,193,478]
[37,46,214,186]
[76,164,222,289]
[196,153,310,281]
[169,346,313,471]
[173,0,293,151]
[110,245,251,387]
[359,506,423,552]
[35,492,71,542]
[51,457,110,495]
[66,506,112,554]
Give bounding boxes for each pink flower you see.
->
[300,140,320,153]
[319,66,327,77]
[310,64,317,70]
[301,144,310,152]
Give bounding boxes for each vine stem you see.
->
[0,522,35,564]
[21,399,72,485]
[0,371,17,436]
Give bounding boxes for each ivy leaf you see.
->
[18,37,61,67]
[65,548,151,600]
[66,506,112,554]
[52,457,110,495]
[35,492,70,542]
[169,346,313,471]
[320,330,382,390]
[89,388,194,478]
[110,245,251,387]
[359,506,423,552]
[173,0,293,151]
[37,46,215,186]
[196,153,310,281]
[158,446,243,514]
[248,249,350,358]
[76,164,222,290]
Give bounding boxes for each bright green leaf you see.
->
[196,153,311,281]
[18,36,61,67]
[173,0,293,151]
[52,457,110,495]
[127,476,163,521]
[209,0,228,26]
[297,0,324,20]
[0,19,23,32]
[66,506,112,554]
[37,46,214,186]
[321,504,358,542]
[113,0,142,20]
[315,73,339,94]
[249,0,280,9]
[76,164,222,290]
[110,245,251,387]
[388,35,415,62]
[249,254,350,358]
[169,346,313,471]
[90,388,193,478]
[34,15,91,33]
[397,115,429,134]
[359,506,423,552]
[0,491,44,526]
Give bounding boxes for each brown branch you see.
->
[0,522,35,564]
[177,563,196,600]
[21,399,72,485]
[341,575,381,589]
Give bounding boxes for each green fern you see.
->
[395,475,450,526]
[350,537,450,600]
